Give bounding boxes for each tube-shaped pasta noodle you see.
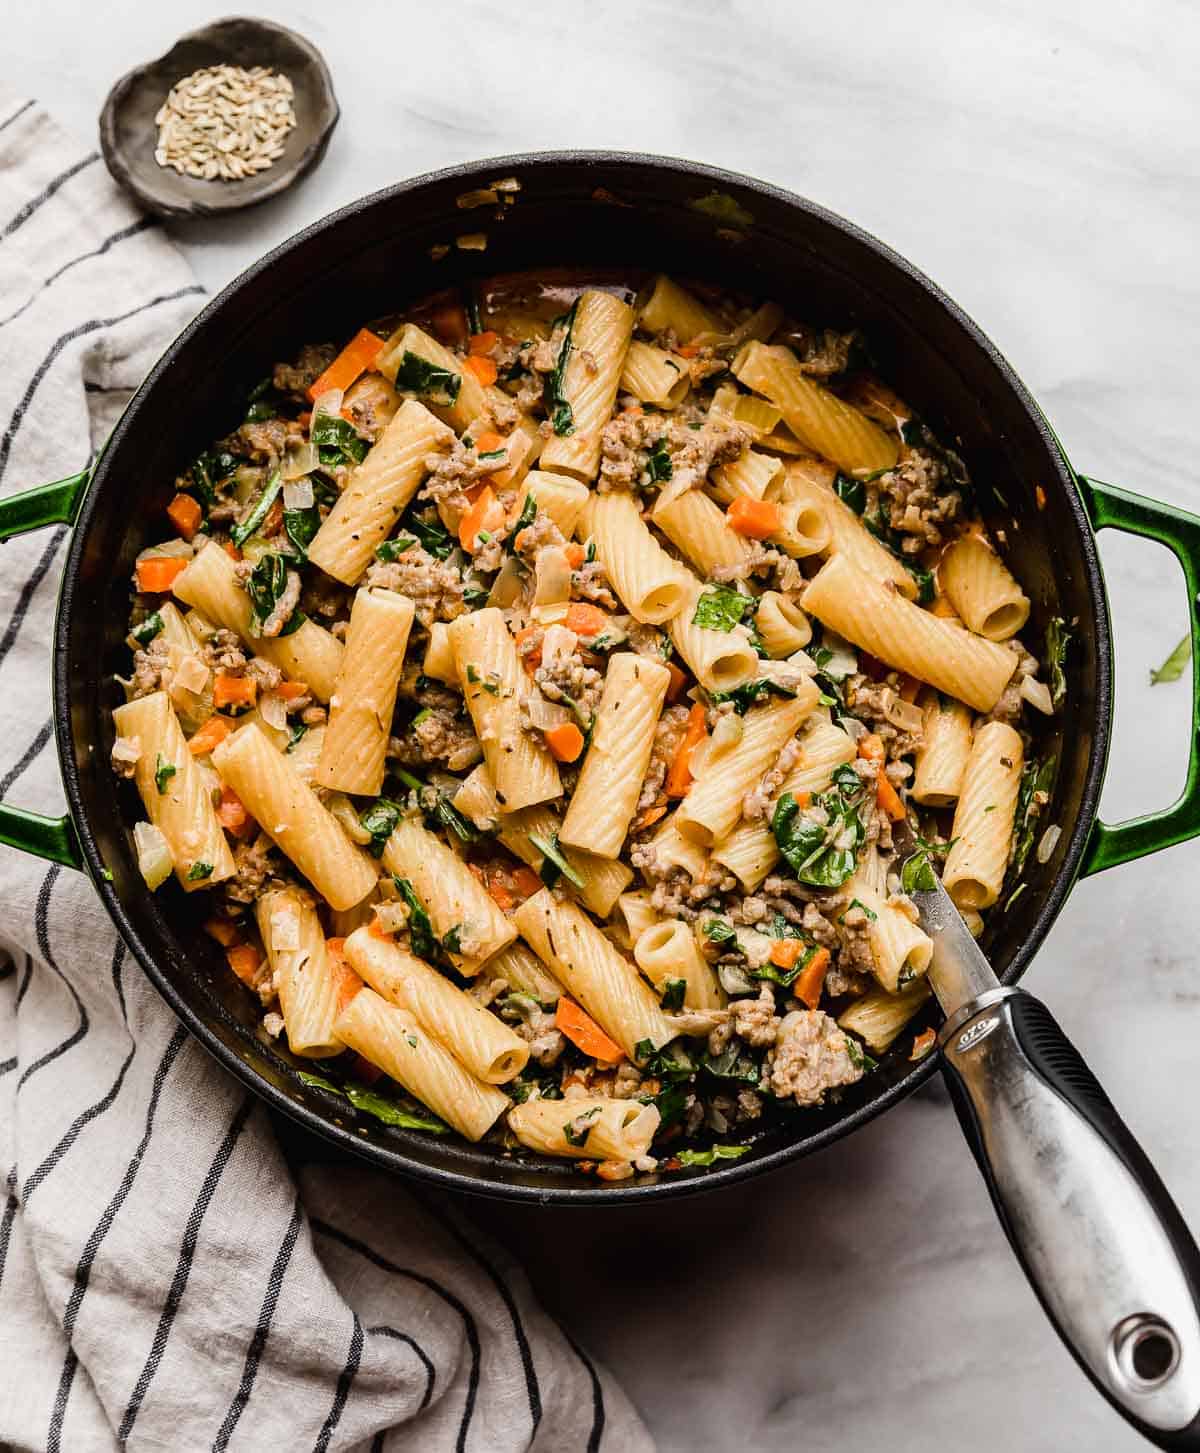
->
[668,574,758,692]
[314,588,414,796]
[560,653,671,859]
[709,449,785,505]
[755,592,812,656]
[709,383,784,438]
[256,888,342,1058]
[733,341,899,474]
[514,890,674,1058]
[422,621,458,685]
[676,690,816,846]
[448,607,560,813]
[912,690,973,807]
[579,491,687,625]
[452,765,631,916]
[615,890,660,947]
[837,980,932,1054]
[343,927,528,1083]
[113,691,235,890]
[802,553,1016,713]
[620,340,690,408]
[540,291,635,480]
[483,941,563,1005]
[333,989,508,1141]
[634,920,724,1010]
[710,717,856,888]
[211,723,376,910]
[508,1095,660,1161]
[514,470,590,538]
[645,809,710,883]
[376,323,486,432]
[636,274,722,343]
[653,489,755,576]
[307,400,454,585]
[381,816,516,973]
[943,721,1024,909]
[477,411,541,491]
[781,467,915,597]
[772,496,831,558]
[172,540,344,700]
[938,534,1031,641]
[848,881,933,995]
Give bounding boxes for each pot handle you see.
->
[1076,476,1200,876]
[0,468,91,871]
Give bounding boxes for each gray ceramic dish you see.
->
[99,16,338,220]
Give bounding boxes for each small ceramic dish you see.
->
[99,16,338,220]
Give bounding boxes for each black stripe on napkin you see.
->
[0,100,35,135]
[0,529,66,675]
[18,867,88,1091]
[562,1328,607,1453]
[0,716,52,798]
[1,151,99,240]
[0,218,156,331]
[314,1313,364,1453]
[370,1325,437,1411]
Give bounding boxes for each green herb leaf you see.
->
[376,535,419,562]
[708,678,798,715]
[688,191,755,229]
[283,505,321,560]
[1150,632,1190,686]
[675,1143,750,1167]
[652,1082,688,1128]
[154,754,176,795]
[543,298,580,437]
[660,978,687,1011]
[514,492,538,533]
[645,438,673,484]
[405,510,453,560]
[750,945,816,988]
[286,721,308,753]
[394,350,462,407]
[701,1043,760,1085]
[563,1106,601,1147]
[703,918,737,946]
[244,553,299,637]
[296,1072,451,1132]
[771,764,867,888]
[846,897,878,922]
[529,831,584,889]
[442,924,464,955]
[311,410,368,469]
[834,473,866,513]
[1046,616,1071,706]
[844,1035,878,1073]
[186,860,213,881]
[692,585,750,633]
[463,286,482,336]
[1007,754,1058,884]
[901,851,938,893]
[905,562,936,605]
[393,876,437,959]
[131,612,164,647]
[188,448,238,509]
[231,469,282,548]
[359,799,403,857]
[636,1039,696,1081]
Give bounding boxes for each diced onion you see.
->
[487,556,526,609]
[541,625,578,673]
[239,536,275,565]
[523,693,571,731]
[171,652,210,696]
[1037,824,1061,864]
[375,900,411,933]
[819,633,858,680]
[882,693,925,735]
[282,446,317,488]
[137,538,194,563]
[488,175,521,194]
[1020,675,1054,715]
[841,715,868,742]
[709,713,745,755]
[195,760,222,804]
[533,546,572,609]
[326,792,372,845]
[456,233,488,252]
[532,601,569,626]
[184,609,219,644]
[259,690,289,732]
[456,187,500,210]
[311,388,344,422]
[133,821,173,890]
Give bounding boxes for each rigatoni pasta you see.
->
[938,533,1031,641]
[256,888,343,1057]
[539,290,634,481]
[943,722,1024,909]
[580,491,687,624]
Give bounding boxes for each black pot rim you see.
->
[53,150,1111,1205]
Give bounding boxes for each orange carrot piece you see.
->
[564,542,585,569]
[368,915,394,941]
[555,999,624,1064]
[166,492,202,541]
[487,880,515,912]
[468,330,500,355]
[187,716,231,756]
[1035,484,1047,511]
[274,680,308,701]
[876,767,907,822]
[794,947,831,1010]
[430,303,468,344]
[216,784,253,837]
[726,496,782,539]
[332,959,365,1013]
[664,660,689,702]
[135,556,188,594]
[203,917,240,947]
[634,802,668,831]
[677,343,701,359]
[474,430,504,453]
[459,485,505,551]
[665,703,707,798]
[213,673,257,711]
[768,938,805,970]
[463,354,498,387]
[545,721,585,763]
[910,1027,937,1061]
[857,733,885,765]
[223,541,243,562]
[511,866,544,898]
[563,602,608,637]
[226,943,263,987]
[261,497,284,540]
[513,625,542,673]
[307,328,386,402]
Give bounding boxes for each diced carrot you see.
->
[564,602,608,637]
[468,330,500,355]
[474,430,504,454]
[307,327,387,401]
[226,943,263,986]
[555,999,624,1064]
[795,947,831,1010]
[136,556,188,594]
[634,802,668,831]
[511,866,544,898]
[726,496,782,539]
[468,862,487,884]
[368,915,394,941]
[910,1027,937,1061]
[665,703,707,798]
[622,404,644,417]
[1035,485,1047,511]
[166,492,202,541]
[487,880,515,912]
[326,936,347,962]
[876,768,907,822]
[513,625,543,672]
[792,790,812,809]
[768,938,805,970]
[353,1052,384,1084]
[332,960,365,1013]
[216,784,254,838]
[203,917,240,947]
[545,721,585,763]
[223,541,243,562]
[463,354,498,387]
[564,542,585,569]
[275,680,308,700]
[857,733,885,765]
[677,344,701,359]
[261,497,284,539]
[187,716,231,756]
[459,485,505,551]
[213,673,257,711]
[664,660,689,702]
[897,673,922,703]
[930,594,958,619]
[430,303,468,344]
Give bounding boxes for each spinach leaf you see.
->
[462,286,482,336]
[692,585,750,633]
[675,1143,750,1168]
[405,510,453,560]
[186,860,213,882]
[311,410,368,469]
[1008,755,1058,882]
[231,469,283,548]
[131,612,163,647]
[771,763,867,888]
[651,1082,688,1129]
[297,1072,451,1132]
[1046,616,1071,706]
[514,492,538,534]
[393,351,462,407]
[154,754,176,794]
[844,1036,878,1073]
[442,925,464,955]
[283,505,321,560]
[244,553,300,636]
[285,721,308,753]
[750,948,816,989]
[905,562,936,605]
[563,1106,601,1147]
[834,473,866,513]
[394,768,481,844]
[700,1043,760,1085]
[1151,633,1190,686]
[359,799,403,857]
[529,831,584,889]
[509,1072,564,1104]
[635,1039,696,1081]
[703,918,737,946]
[900,850,938,893]
[188,448,237,509]
[393,876,437,959]
[660,978,687,1011]
[543,299,580,436]
[645,439,673,484]
[376,535,419,562]
[708,678,797,715]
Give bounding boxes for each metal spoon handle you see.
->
[940,986,1200,1448]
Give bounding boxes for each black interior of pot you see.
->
[56,153,1108,1202]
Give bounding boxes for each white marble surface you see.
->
[12,1,1200,1447]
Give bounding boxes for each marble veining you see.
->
[12,2,1199,1447]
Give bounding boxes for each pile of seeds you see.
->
[154,64,296,182]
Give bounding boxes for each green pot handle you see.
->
[1077,475,1200,875]
[0,467,91,871]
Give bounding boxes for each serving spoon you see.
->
[896,824,1200,1447]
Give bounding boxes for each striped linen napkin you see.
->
[0,92,651,1453]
